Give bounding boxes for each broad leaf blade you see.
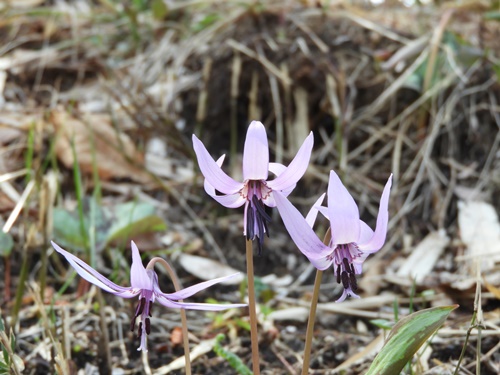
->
[366,305,458,375]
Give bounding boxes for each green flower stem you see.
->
[147,257,191,375]
[302,229,331,375]
[246,239,261,375]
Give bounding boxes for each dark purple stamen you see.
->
[341,271,349,289]
[246,195,272,255]
[336,257,358,294]
[136,298,146,316]
[148,301,153,317]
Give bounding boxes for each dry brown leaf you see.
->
[51,110,153,184]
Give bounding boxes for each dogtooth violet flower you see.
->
[192,120,313,253]
[51,241,246,351]
[274,171,392,302]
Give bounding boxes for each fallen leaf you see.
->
[268,307,309,322]
[51,110,153,184]
[458,200,500,272]
[177,253,244,285]
[397,230,449,284]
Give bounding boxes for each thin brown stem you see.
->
[246,239,261,375]
[301,269,323,375]
[147,257,191,375]
[302,229,331,375]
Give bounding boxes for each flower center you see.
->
[130,292,153,343]
[243,180,272,254]
[329,243,361,294]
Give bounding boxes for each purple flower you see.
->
[274,171,392,302]
[192,120,313,253]
[51,241,246,351]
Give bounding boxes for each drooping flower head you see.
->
[51,241,246,351]
[192,121,313,253]
[274,171,392,302]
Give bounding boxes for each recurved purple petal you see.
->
[203,156,246,208]
[305,193,325,228]
[268,162,296,198]
[242,121,269,180]
[156,296,247,311]
[327,171,360,245]
[358,174,393,253]
[267,132,313,192]
[130,241,153,290]
[51,241,134,297]
[164,273,243,300]
[192,135,244,194]
[274,191,332,260]
[359,220,375,245]
[308,255,333,271]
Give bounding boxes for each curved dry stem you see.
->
[147,257,191,375]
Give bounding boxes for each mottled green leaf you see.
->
[366,305,458,375]
[106,201,166,244]
[370,319,395,330]
[53,198,165,251]
[0,232,13,257]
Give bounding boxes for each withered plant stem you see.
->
[302,229,331,375]
[246,239,261,375]
[147,257,191,375]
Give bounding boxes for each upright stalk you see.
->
[147,257,191,375]
[246,239,260,375]
[302,229,331,375]
[301,270,323,375]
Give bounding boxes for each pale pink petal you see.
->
[336,287,360,303]
[268,162,286,176]
[192,135,243,194]
[164,273,243,300]
[317,205,329,219]
[359,220,374,245]
[203,155,246,208]
[156,296,246,311]
[358,174,392,253]
[130,241,153,290]
[51,241,135,297]
[352,253,370,274]
[267,132,313,191]
[274,191,332,260]
[305,193,325,228]
[327,171,360,245]
[242,121,269,180]
[308,255,333,271]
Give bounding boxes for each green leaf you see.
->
[366,305,458,375]
[151,0,168,20]
[53,198,165,251]
[370,319,395,330]
[0,232,13,257]
[213,334,252,375]
[105,202,166,245]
